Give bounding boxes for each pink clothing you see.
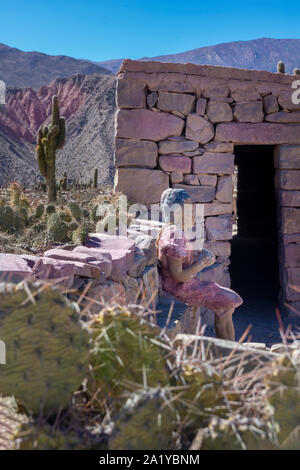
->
[157,225,242,318]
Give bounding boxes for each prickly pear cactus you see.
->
[35,204,44,219]
[35,96,65,203]
[68,222,79,232]
[68,202,82,222]
[176,364,230,434]
[15,423,84,450]
[0,282,90,415]
[89,306,170,406]
[71,223,89,246]
[109,388,177,450]
[46,204,56,215]
[201,416,278,450]
[265,355,300,447]
[46,212,68,242]
[0,206,14,232]
[15,207,28,227]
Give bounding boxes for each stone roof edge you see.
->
[118,58,297,85]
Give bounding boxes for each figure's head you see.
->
[160,188,193,229]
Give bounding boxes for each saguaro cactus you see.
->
[36,96,65,203]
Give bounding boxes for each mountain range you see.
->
[0,42,110,89]
[96,38,300,74]
[1,38,300,187]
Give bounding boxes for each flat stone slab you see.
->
[115,138,158,168]
[32,258,77,287]
[157,91,195,115]
[158,138,198,154]
[193,152,235,174]
[159,155,191,173]
[114,167,170,205]
[32,257,105,285]
[265,111,300,123]
[215,123,300,145]
[173,183,215,203]
[274,145,300,169]
[43,248,112,278]
[0,253,34,282]
[75,233,135,282]
[116,108,184,141]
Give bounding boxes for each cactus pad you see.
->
[89,306,170,405]
[0,282,90,415]
[109,388,176,450]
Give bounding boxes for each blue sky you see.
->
[1,0,299,61]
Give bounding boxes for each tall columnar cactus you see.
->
[35,96,65,203]
[93,169,98,189]
[277,61,285,73]
[0,282,90,416]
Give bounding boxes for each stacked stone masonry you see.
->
[114,59,300,314]
[0,233,160,310]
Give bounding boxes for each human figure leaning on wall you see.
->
[156,188,243,341]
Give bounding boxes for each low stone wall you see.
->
[0,232,160,310]
[114,59,300,312]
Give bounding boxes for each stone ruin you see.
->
[114,59,300,320]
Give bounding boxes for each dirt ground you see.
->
[156,294,292,347]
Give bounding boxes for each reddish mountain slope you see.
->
[0,76,88,144]
[0,73,116,186]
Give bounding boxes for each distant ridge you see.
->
[0,43,111,88]
[96,38,300,74]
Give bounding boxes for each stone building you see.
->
[114,59,300,318]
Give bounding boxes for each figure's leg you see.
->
[225,312,235,341]
[175,280,243,340]
[214,308,235,341]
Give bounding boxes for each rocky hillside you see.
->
[0,73,116,187]
[0,130,37,186]
[0,43,111,88]
[98,38,300,74]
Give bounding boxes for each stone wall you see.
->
[0,232,160,310]
[114,59,300,312]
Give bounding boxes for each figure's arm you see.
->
[168,248,216,282]
[197,248,216,268]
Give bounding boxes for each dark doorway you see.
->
[230,145,282,344]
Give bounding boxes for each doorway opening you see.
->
[230,145,282,343]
